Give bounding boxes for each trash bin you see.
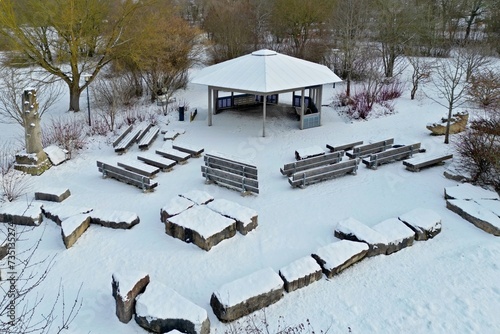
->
[178,106,185,121]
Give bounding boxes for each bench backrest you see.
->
[351,138,394,156]
[204,154,258,179]
[369,143,421,161]
[112,125,133,147]
[282,151,344,175]
[97,161,153,185]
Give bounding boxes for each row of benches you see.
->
[98,144,205,192]
[283,139,453,188]
[113,123,160,154]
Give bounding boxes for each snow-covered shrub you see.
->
[0,142,30,202]
[42,117,86,155]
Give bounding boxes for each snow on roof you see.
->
[213,267,283,307]
[398,208,442,231]
[335,217,388,245]
[314,240,369,270]
[179,190,214,205]
[112,270,149,301]
[191,49,342,94]
[372,218,415,245]
[445,183,500,201]
[206,199,257,226]
[279,256,321,283]
[167,205,235,238]
[135,281,207,327]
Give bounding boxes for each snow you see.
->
[61,214,89,237]
[398,208,442,231]
[36,187,69,197]
[445,183,500,200]
[313,240,369,270]
[295,145,325,159]
[0,201,43,221]
[162,196,195,216]
[448,200,500,229]
[42,204,93,221]
[403,152,452,164]
[135,281,207,328]
[213,267,283,308]
[158,146,191,160]
[279,256,321,283]
[475,199,500,217]
[167,205,235,238]
[206,198,257,226]
[335,217,388,244]
[112,270,149,301]
[91,209,138,224]
[43,145,68,166]
[1,59,499,334]
[179,190,214,205]
[372,218,416,245]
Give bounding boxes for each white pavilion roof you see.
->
[191,49,342,94]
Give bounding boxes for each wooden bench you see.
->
[362,143,422,169]
[97,161,157,192]
[280,151,344,176]
[113,125,143,154]
[288,159,359,188]
[294,146,325,160]
[155,148,191,164]
[137,154,177,171]
[172,143,205,158]
[117,161,160,178]
[345,138,394,159]
[403,153,453,172]
[326,141,363,153]
[202,153,259,194]
[137,125,160,150]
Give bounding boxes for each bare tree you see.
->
[459,43,492,82]
[428,52,469,144]
[408,57,435,100]
[0,223,82,333]
[0,66,62,128]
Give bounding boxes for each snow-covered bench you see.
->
[280,151,344,176]
[117,160,160,178]
[210,267,284,322]
[279,256,323,292]
[172,143,205,158]
[155,147,191,164]
[165,205,237,251]
[202,153,259,195]
[137,153,177,171]
[362,143,422,169]
[345,138,394,159]
[97,161,158,192]
[135,281,210,334]
[288,158,359,188]
[403,153,453,172]
[311,240,369,278]
[137,124,160,150]
[326,140,363,153]
[294,146,325,160]
[206,198,258,235]
[113,125,142,154]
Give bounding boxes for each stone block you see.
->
[279,256,322,292]
[135,281,210,334]
[311,240,368,278]
[111,271,150,323]
[35,188,71,202]
[372,218,415,255]
[60,214,91,248]
[41,204,92,225]
[447,199,500,236]
[210,267,284,323]
[0,202,43,226]
[160,197,195,223]
[206,199,258,235]
[334,217,388,256]
[398,208,442,241]
[91,209,140,229]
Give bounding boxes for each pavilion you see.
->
[191,49,342,136]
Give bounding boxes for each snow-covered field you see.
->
[1,66,499,334]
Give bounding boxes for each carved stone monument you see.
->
[14,89,51,175]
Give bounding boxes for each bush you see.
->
[454,116,500,193]
[42,117,86,156]
[0,142,30,202]
[466,68,500,111]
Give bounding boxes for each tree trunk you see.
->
[69,83,82,112]
[444,104,453,144]
[411,83,417,100]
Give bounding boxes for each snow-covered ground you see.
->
[1,65,499,334]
